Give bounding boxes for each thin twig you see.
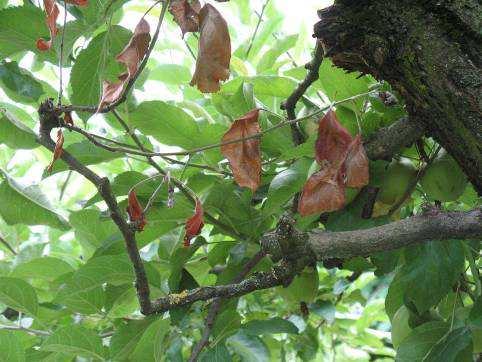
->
[0,325,50,336]
[0,234,17,255]
[57,0,67,105]
[143,178,165,214]
[189,251,266,361]
[58,170,72,201]
[59,0,169,114]
[282,39,324,145]
[245,0,269,57]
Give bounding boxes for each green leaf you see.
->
[199,343,232,362]
[0,277,38,316]
[256,34,298,73]
[221,76,297,98]
[0,170,69,230]
[395,321,448,362]
[0,330,25,362]
[386,240,465,317]
[0,61,43,103]
[11,257,75,281]
[69,209,118,251]
[212,81,255,118]
[0,107,37,149]
[316,58,374,111]
[0,6,48,59]
[107,287,139,318]
[54,272,104,314]
[212,308,242,341]
[227,330,270,362]
[46,140,122,175]
[263,158,311,213]
[149,63,191,85]
[55,255,134,312]
[110,319,154,360]
[69,25,132,120]
[424,327,473,362]
[78,0,129,26]
[129,101,225,150]
[131,318,170,361]
[41,325,104,360]
[242,317,299,335]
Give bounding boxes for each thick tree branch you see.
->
[364,116,426,161]
[307,209,481,259]
[150,209,481,312]
[37,101,152,315]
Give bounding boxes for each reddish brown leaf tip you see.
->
[66,0,88,6]
[221,109,261,192]
[127,190,147,231]
[37,0,59,52]
[344,135,369,188]
[184,198,204,247]
[47,129,64,173]
[190,3,231,93]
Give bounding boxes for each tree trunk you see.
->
[314,0,482,193]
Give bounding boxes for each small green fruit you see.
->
[391,306,412,349]
[377,158,416,205]
[279,267,319,304]
[421,151,467,202]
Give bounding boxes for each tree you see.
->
[0,0,480,360]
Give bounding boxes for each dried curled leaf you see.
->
[298,110,369,215]
[190,4,231,93]
[97,73,129,112]
[221,109,261,192]
[63,111,74,126]
[169,0,201,35]
[97,19,151,111]
[36,0,59,52]
[315,109,352,167]
[184,198,204,247]
[127,190,146,231]
[116,18,151,78]
[298,166,346,216]
[47,129,64,173]
[344,135,369,188]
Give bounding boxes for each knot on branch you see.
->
[261,214,314,265]
[38,98,62,139]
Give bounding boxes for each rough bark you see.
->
[314,0,482,193]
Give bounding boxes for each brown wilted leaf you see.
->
[47,129,64,173]
[97,18,150,111]
[116,18,151,78]
[315,109,353,167]
[37,0,59,51]
[190,4,231,93]
[64,111,74,126]
[298,166,346,216]
[221,109,261,192]
[184,198,204,247]
[127,190,146,231]
[169,0,201,35]
[344,135,369,188]
[97,73,128,112]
